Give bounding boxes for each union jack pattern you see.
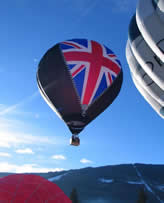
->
[60,39,122,106]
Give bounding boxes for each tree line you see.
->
[69,187,147,203]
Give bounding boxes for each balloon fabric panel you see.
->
[0,174,71,203]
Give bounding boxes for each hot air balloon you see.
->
[132,74,164,118]
[126,40,164,106]
[37,39,123,146]
[126,40,164,118]
[128,15,164,90]
[136,0,164,62]
[153,0,164,22]
[0,174,71,203]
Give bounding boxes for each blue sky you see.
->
[0,0,163,173]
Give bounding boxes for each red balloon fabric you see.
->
[0,174,71,203]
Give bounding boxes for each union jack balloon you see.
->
[37,39,123,140]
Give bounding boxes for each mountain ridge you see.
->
[0,163,164,202]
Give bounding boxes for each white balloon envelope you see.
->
[126,40,164,106]
[152,0,164,23]
[131,73,164,119]
[129,15,164,90]
[136,0,164,62]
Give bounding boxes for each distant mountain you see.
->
[1,164,164,203]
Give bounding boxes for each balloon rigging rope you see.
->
[26,179,66,203]
[25,178,46,203]
[11,174,26,202]
[0,175,70,202]
[11,175,45,203]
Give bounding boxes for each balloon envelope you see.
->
[37,39,123,135]
[129,15,164,90]
[136,0,164,62]
[153,0,164,22]
[126,40,164,118]
[0,174,71,203]
[126,40,164,106]
[132,73,164,118]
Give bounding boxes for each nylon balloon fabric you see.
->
[0,174,71,203]
[37,39,123,136]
